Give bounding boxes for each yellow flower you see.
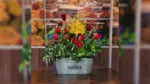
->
[7,0,21,16]
[36,21,44,30]
[31,21,37,33]
[0,2,9,23]
[37,1,43,8]
[70,18,85,34]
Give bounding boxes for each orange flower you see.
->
[0,10,9,23]
[31,35,45,46]
[0,26,21,45]
[0,1,7,9]
[31,10,40,18]
[0,2,9,23]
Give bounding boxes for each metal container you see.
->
[55,58,93,74]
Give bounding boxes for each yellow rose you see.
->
[70,19,85,34]
[36,21,44,30]
[37,1,43,8]
[7,0,21,16]
[31,21,37,33]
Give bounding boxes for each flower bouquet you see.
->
[31,1,53,46]
[31,20,45,46]
[0,0,22,45]
[44,14,108,74]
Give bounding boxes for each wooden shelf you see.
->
[0,45,22,50]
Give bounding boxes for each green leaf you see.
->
[48,29,55,35]
[18,62,26,72]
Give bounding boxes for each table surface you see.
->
[31,67,120,84]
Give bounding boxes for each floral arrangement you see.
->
[31,1,53,46]
[0,0,21,25]
[31,35,45,46]
[31,1,54,19]
[0,0,21,45]
[43,14,108,61]
[31,21,44,33]
[31,20,45,46]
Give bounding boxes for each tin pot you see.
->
[55,58,93,74]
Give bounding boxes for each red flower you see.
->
[58,21,63,26]
[46,11,54,18]
[72,37,82,48]
[79,34,85,41]
[94,33,101,39]
[87,24,93,30]
[32,2,40,10]
[39,9,54,18]
[64,28,69,33]
[76,41,82,48]
[65,34,69,39]
[72,37,78,44]
[55,27,61,33]
[61,14,66,21]
[39,9,44,18]
[53,34,58,40]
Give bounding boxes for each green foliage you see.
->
[18,22,31,72]
[119,28,135,56]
